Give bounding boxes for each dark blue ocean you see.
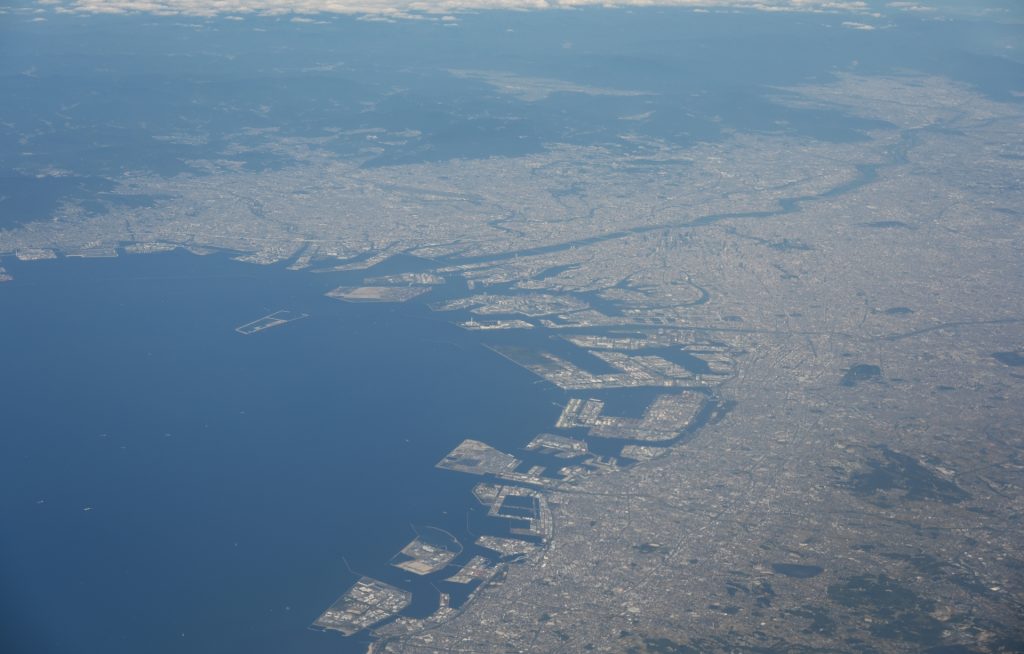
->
[0,251,563,654]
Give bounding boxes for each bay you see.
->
[0,250,561,654]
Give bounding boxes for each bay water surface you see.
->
[0,250,562,654]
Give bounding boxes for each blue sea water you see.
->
[0,251,563,654]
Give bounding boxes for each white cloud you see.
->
[841,20,874,29]
[34,0,877,19]
[887,1,934,11]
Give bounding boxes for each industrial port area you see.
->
[311,578,411,637]
[307,309,724,638]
